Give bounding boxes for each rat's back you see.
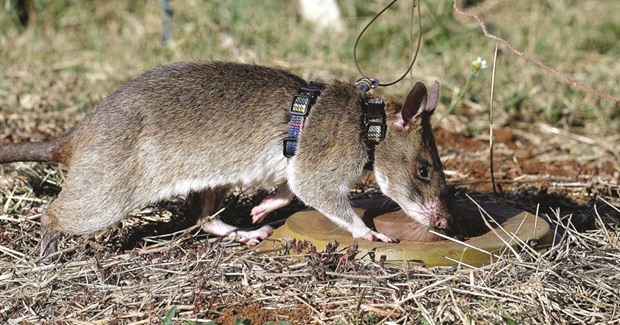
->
[36,61,307,237]
[64,62,306,203]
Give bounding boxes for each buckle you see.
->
[283,81,324,158]
[362,97,386,144]
[365,121,387,144]
[289,82,323,116]
[289,94,313,116]
[355,77,380,93]
[283,137,298,158]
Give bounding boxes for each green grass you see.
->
[1,0,619,140]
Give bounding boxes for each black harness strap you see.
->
[282,78,387,171]
[283,81,324,158]
[361,96,386,170]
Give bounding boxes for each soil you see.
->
[435,127,619,194]
[209,298,311,325]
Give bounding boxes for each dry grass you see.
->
[1,188,619,323]
[1,0,620,324]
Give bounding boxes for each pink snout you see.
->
[432,216,449,229]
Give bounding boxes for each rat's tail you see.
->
[0,140,65,163]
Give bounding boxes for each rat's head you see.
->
[373,81,450,229]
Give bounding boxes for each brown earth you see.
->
[435,127,619,195]
[209,299,311,325]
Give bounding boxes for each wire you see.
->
[353,0,422,87]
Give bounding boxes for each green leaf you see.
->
[162,305,177,325]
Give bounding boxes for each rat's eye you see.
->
[417,163,431,181]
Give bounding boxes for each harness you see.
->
[282,77,386,170]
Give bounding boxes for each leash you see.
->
[353,0,422,87]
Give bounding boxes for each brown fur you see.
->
[0,61,450,258]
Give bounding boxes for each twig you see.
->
[489,44,499,194]
[429,229,496,258]
[598,196,620,214]
[465,194,524,262]
[452,0,620,102]
[324,271,406,280]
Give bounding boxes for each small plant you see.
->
[162,305,176,325]
[235,318,252,325]
[437,56,488,125]
[163,306,217,325]
[493,308,523,325]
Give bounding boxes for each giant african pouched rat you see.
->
[0,61,450,258]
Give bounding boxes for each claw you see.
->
[352,228,398,243]
[202,219,274,245]
[250,206,269,224]
[236,225,274,244]
[249,184,293,224]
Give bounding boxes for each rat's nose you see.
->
[433,217,448,229]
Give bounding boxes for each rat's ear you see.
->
[425,81,440,113]
[394,81,427,131]
[393,81,441,131]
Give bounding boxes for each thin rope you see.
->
[354,0,422,87]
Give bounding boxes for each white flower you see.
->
[471,56,488,73]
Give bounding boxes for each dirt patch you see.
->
[435,127,619,195]
[210,299,311,325]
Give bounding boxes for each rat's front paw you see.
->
[352,229,398,243]
[250,206,269,224]
[236,225,274,246]
[250,190,292,223]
